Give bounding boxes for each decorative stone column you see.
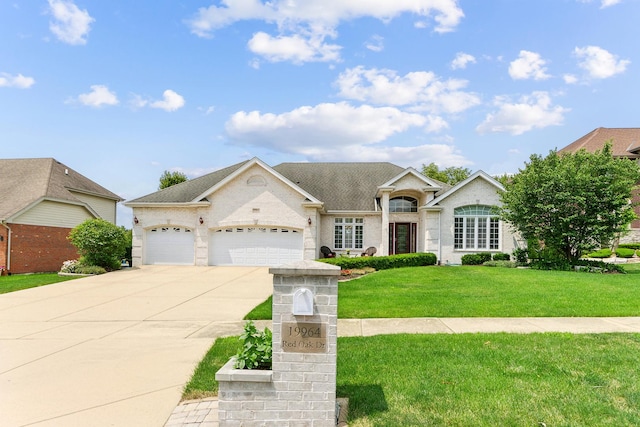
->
[216,260,341,426]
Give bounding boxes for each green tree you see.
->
[499,143,640,263]
[68,219,128,270]
[159,170,187,189]
[421,162,471,185]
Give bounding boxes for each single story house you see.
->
[559,127,640,241]
[125,158,520,267]
[0,158,123,274]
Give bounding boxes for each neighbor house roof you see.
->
[559,127,640,159]
[0,158,122,221]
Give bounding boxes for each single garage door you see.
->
[145,227,195,265]
[209,226,303,266]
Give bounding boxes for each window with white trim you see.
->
[454,205,500,250]
[334,218,363,249]
[389,196,418,213]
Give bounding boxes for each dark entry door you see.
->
[390,222,417,255]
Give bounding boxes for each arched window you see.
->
[389,196,418,213]
[454,205,500,250]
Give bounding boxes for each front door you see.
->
[390,223,417,255]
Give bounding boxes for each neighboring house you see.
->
[559,127,640,241]
[0,158,123,274]
[125,158,519,267]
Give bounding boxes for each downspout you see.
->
[438,211,442,264]
[1,221,11,272]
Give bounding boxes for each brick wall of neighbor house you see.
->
[0,226,8,272]
[8,223,79,274]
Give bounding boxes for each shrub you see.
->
[461,254,483,265]
[318,252,437,270]
[492,252,511,261]
[512,248,529,265]
[74,265,107,275]
[585,248,613,258]
[234,321,272,370]
[483,260,517,268]
[68,219,128,271]
[573,259,626,274]
[615,247,636,258]
[60,260,79,273]
[618,242,640,250]
[60,259,106,275]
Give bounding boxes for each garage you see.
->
[144,227,195,265]
[209,226,303,266]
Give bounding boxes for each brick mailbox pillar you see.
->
[216,260,340,426]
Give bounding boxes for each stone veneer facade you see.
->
[216,260,340,426]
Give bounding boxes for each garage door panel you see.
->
[209,227,303,266]
[145,227,195,265]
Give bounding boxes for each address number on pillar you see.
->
[281,322,327,353]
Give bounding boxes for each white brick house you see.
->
[125,158,519,267]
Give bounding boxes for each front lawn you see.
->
[246,265,640,319]
[0,273,79,294]
[184,333,640,425]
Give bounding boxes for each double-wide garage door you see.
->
[144,226,304,266]
[209,227,303,266]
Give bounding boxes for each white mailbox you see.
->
[292,288,314,315]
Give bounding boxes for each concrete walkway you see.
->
[0,266,273,427]
[165,315,640,427]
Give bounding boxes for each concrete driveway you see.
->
[0,266,273,427]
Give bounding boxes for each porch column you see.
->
[380,190,391,256]
[418,207,428,253]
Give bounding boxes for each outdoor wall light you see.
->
[308,217,312,225]
[133,216,139,225]
[199,217,204,225]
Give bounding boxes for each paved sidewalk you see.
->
[165,316,640,426]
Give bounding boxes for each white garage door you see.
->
[209,227,303,266]
[145,227,195,265]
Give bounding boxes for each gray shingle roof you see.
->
[126,160,250,204]
[0,158,122,220]
[273,162,406,211]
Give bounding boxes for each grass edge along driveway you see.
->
[0,273,79,294]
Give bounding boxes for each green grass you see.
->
[182,336,239,400]
[338,333,640,426]
[245,264,640,319]
[0,273,79,294]
[184,333,640,425]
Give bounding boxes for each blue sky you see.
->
[2,0,638,226]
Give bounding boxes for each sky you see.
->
[2,0,639,227]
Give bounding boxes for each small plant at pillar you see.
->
[234,321,272,370]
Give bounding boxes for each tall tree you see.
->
[159,170,187,189]
[499,143,640,262]
[421,162,471,185]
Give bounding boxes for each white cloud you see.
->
[563,74,578,84]
[335,66,480,114]
[365,35,384,52]
[149,90,186,112]
[187,1,463,63]
[247,32,341,64]
[0,72,35,88]
[48,0,94,45]
[451,52,476,70]
[574,45,629,79]
[225,102,427,153]
[476,91,569,135]
[600,0,621,7]
[508,50,551,80]
[74,85,119,108]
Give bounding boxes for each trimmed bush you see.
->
[492,252,511,261]
[618,242,640,250]
[483,260,517,268]
[461,254,483,265]
[68,219,127,271]
[615,247,636,258]
[512,248,529,265]
[585,248,613,258]
[318,252,437,270]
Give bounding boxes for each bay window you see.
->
[454,205,500,250]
